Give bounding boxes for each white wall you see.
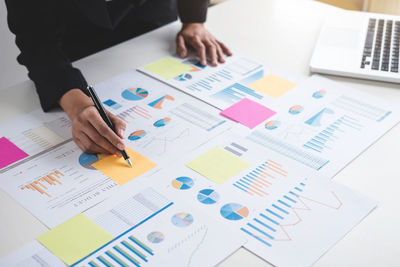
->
[0,1,28,90]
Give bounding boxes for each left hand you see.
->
[176,23,232,66]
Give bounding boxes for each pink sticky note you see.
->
[220,98,276,129]
[0,137,29,169]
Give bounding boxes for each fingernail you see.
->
[118,143,125,150]
[116,151,122,157]
[120,129,125,137]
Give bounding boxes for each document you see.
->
[145,132,377,267]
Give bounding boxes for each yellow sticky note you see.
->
[186,147,250,184]
[249,74,296,98]
[144,57,193,79]
[92,147,157,185]
[37,214,113,266]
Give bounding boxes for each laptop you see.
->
[310,10,400,83]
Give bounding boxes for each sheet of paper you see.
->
[248,73,296,98]
[246,75,400,177]
[0,141,120,228]
[186,146,250,184]
[143,57,193,79]
[0,240,65,267]
[146,132,377,267]
[92,147,157,185]
[0,137,28,169]
[138,54,302,110]
[80,186,245,267]
[37,214,113,266]
[220,98,276,128]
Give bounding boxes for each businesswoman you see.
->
[6,0,231,156]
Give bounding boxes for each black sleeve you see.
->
[5,0,88,112]
[177,0,209,23]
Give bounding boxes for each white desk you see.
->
[1,0,399,266]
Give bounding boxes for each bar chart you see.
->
[20,170,64,197]
[246,131,329,170]
[117,106,152,121]
[232,160,288,197]
[304,115,364,153]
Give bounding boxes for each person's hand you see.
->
[176,23,232,67]
[59,89,126,156]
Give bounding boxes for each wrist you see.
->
[182,22,204,29]
[59,89,93,121]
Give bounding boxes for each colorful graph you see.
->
[220,203,249,221]
[171,176,194,190]
[265,120,281,130]
[117,106,152,121]
[153,117,171,127]
[171,212,194,227]
[103,99,122,110]
[20,170,64,197]
[305,108,334,127]
[121,88,149,101]
[128,130,147,141]
[240,182,343,247]
[312,89,326,99]
[79,153,99,170]
[233,160,288,197]
[246,131,330,170]
[147,231,164,244]
[304,115,363,153]
[197,189,220,205]
[175,73,192,81]
[289,105,304,115]
[148,95,174,109]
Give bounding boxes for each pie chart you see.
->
[197,189,220,205]
[153,117,171,127]
[171,176,194,190]
[265,120,281,130]
[147,231,164,244]
[171,212,194,227]
[220,203,249,221]
[128,130,146,141]
[121,88,149,101]
[289,105,304,115]
[79,153,99,170]
[312,89,326,99]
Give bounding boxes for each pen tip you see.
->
[126,158,133,167]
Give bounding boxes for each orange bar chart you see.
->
[20,170,64,197]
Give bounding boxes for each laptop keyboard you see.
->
[361,18,400,73]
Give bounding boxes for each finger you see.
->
[205,39,218,66]
[213,40,225,63]
[190,36,207,66]
[86,108,125,151]
[217,41,232,56]
[82,122,122,157]
[108,112,126,139]
[176,34,187,58]
[76,132,109,155]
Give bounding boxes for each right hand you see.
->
[59,89,126,156]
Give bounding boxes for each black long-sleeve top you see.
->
[5,0,209,111]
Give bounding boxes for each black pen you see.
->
[87,85,133,167]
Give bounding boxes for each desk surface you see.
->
[1,0,399,266]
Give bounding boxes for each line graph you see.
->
[139,128,190,155]
[241,182,343,246]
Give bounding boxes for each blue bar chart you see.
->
[240,183,307,247]
[304,115,364,153]
[247,131,330,170]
